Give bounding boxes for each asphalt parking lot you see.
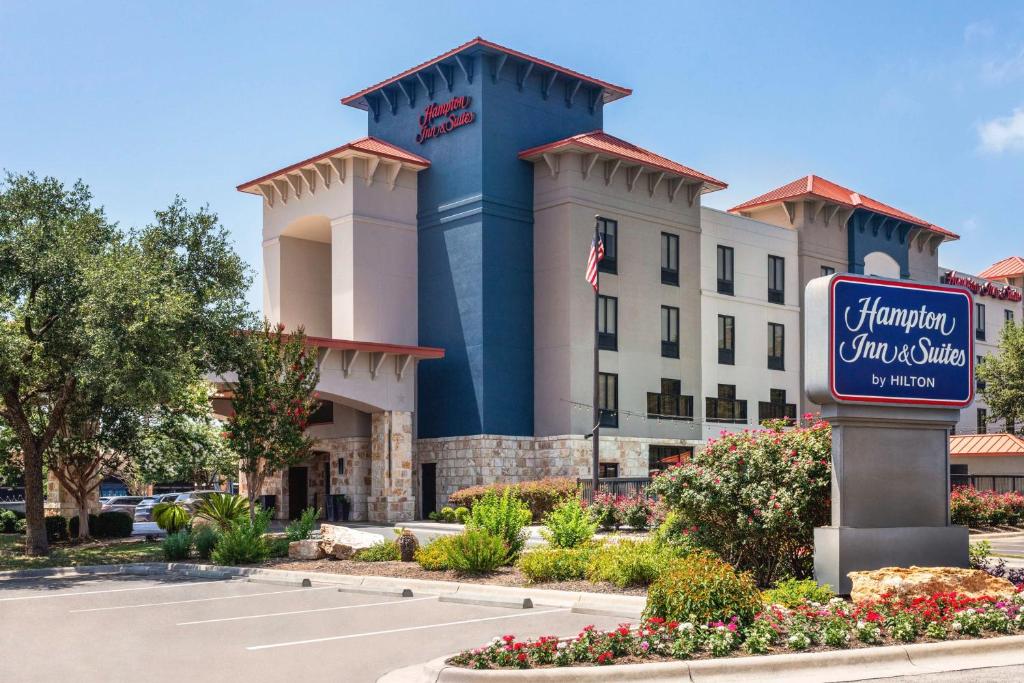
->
[0,573,627,682]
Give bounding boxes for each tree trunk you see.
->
[76,500,90,540]
[22,443,48,556]
[244,469,262,523]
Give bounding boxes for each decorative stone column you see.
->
[368,411,414,523]
[43,471,101,517]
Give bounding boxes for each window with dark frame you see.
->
[661,232,679,286]
[717,245,734,295]
[718,314,735,365]
[661,305,679,358]
[1006,309,1015,324]
[646,378,694,421]
[597,217,617,274]
[758,388,797,423]
[706,383,747,424]
[598,295,617,351]
[767,322,785,370]
[977,408,987,434]
[976,303,986,340]
[821,265,836,277]
[648,445,694,474]
[768,255,785,304]
[598,462,619,478]
[598,372,618,428]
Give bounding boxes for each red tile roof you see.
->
[979,256,1024,280]
[518,131,727,190]
[237,137,429,191]
[950,433,1024,457]
[342,37,632,109]
[729,174,958,240]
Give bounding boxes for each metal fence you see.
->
[951,475,1024,495]
[0,487,24,503]
[577,477,653,504]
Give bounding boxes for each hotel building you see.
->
[234,38,1021,522]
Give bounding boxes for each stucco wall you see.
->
[951,456,1024,476]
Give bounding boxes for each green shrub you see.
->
[762,578,835,607]
[541,498,597,549]
[285,506,320,542]
[620,494,657,531]
[517,546,591,582]
[192,525,219,560]
[586,539,680,588]
[15,518,26,534]
[162,530,193,561]
[153,501,191,534]
[466,488,531,562]
[210,507,272,565]
[442,529,508,573]
[643,551,762,625]
[0,509,20,533]
[69,512,132,539]
[589,492,620,530]
[353,540,400,562]
[415,536,456,570]
[454,506,470,524]
[267,536,291,558]
[195,493,250,532]
[449,478,577,520]
[652,511,697,553]
[438,506,457,523]
[45,515,68,542]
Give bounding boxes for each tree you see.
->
[224,321,320,520]
[0,172,248,554]
[978,320,1024,433]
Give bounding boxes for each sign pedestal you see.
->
[813,403,968,595]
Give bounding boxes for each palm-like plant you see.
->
[195,493,250,532]
[152,501,191,534]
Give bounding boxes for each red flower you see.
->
[516,653,527,662]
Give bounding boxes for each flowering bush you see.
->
[951,487,1024,527]
[589,491,621,530]
[448,478,577,520]
[648,416,831,586]
[588,491,658,531]
[450,589,1024,670]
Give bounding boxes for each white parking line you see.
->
[179,595,437,625]
[70,585,339,612]
[245,608,568,651]
[0,580,216,602]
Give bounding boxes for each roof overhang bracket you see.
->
[516,62,534,91]
[454,54,474,84]
[588,87,603,115]
[581,153,599,181]
[806,200,823,224]
[541,152,559,178]
[396,79,415,109]
[314,162,332,189]
[365,156,381,187]
[378,87,397,116]
[604,158,622,186]
[687,182,704,207]
[882,218,897,239]
[272,179,290,204]
[668,178,684,203]
[927,233,943,255]
[329,157,347,185]
[416,71,435,99]
[626,166,643,193]
[369,352,386,380]
[395,354,413,381]
[341,349,360,377]
[823,203,841,226]
[435,63,454,92]
[541,70,558,100]
[836,208,853,231]
[565,79,582,108]
[897,223,912,244]
[286,174,303,199]
[258,183,275,207]
[384,160,402,190]
[782,201,797,225]
[648,171,665,198]
[368,95,381,123]
[490,53,508,84]
[300,168,317,195]
[318,348,332,372]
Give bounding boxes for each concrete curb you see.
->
[378,635,1024,682]
[0,562,645,618]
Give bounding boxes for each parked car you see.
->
[134,493,182,523]
[100,496,145,517]
[174,490,221,513]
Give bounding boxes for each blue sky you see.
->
[3,1,1022,311]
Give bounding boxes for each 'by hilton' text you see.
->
[416,95,475,144]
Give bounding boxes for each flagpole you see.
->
[592,216,601,496]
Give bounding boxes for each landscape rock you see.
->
[848,565,1017,603]
[318,524,384,560]
[288,539,326,561]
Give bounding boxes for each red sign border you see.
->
[828,274,975,408]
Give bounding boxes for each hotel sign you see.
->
[941,271,1022,302]
[416,95,476,144]
[807,274,973,407]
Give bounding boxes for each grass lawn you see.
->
[0,533,163,572]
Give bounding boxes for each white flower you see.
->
[856,620,866,629]
[952,622,962,631]
[678,622,694,631]
[830,597,845,605]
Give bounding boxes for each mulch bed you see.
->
[262,558,647,596]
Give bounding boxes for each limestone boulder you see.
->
[288,539,326,561]
[318,524,384,560]
[849,566,1017,603]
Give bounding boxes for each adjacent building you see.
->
[233,37,1020,522]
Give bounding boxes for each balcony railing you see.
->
[599,409,618,429]
[717,279,734,296]
[758,402,796,423]
[647,393,694,421]
[661,268,679,286]
[661,340,679,358]
[768,288,784,305]
[598,331,617,351]
[768,355,784,371]
[705,398,747,424]
[718,347,735,365]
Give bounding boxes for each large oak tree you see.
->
[978,320,1024,433]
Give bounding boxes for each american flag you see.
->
[585,233,605,291]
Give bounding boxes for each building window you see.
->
[598,295,617,351]
[717,245,734,295]
[598,372,618,428]
[308,401,334,425]
[976,303,986,341]
[706,384,747,424]
[1006,309,1015,324]
[821,265,836,277]
[758,388,797,423]
[598,462,619,478]
[718,314,735,365]
[597,217,617,275]
[977,408,987,434]
[648,445,693,475]
[646,378,694,421]
[661,306,680,358]
[767,322,785,371]
[661,233,679,286]
[768,255,785,305]
[977,355,985,390]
